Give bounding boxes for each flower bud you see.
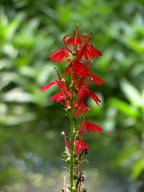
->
[61,131,65,135]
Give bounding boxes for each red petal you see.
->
[66,141,71,146]
[63,61,72,76]
[63,34,73,41]
[87,73,104,86]
[78,121,85,136]
[85,121,102,132]
[50,51,65,63]
[89,90,101,104]
[66,37,75,44]
[86,48,95,58]
[78,43,88,60]
[50,92,65,102]
[74,139,88,153]
[39,80,58,91]
[48,48,62,57]
[72,63,90,76]
[49,48,69,63]
[67,37,82,45]
[89,44,103,56]
[79,63,90,73]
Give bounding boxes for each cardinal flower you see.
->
[74,139,88,153]
[39,78,71,109]
[66,139,88,153]
[39,25,104,192]
[50,92,65,102]
[39,80,58,91]
[48,48,70,63]
[77,41,102,61]
[78,121,102,136]
[78,85,101,106]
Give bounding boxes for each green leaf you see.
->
[132,157,144,178]
[120,79,144,108]
[109,97,140,117]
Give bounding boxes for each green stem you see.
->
[70,111,75,191]
[69,78,75,191]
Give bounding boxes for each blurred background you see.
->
[0,0,144,191]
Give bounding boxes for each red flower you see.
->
[50,92,65,102]
[77,42,102,61]
[78,121,102,136]
[75,102,89,116]
[78,73,104,87]
[66,139,88,153]
[74,139,88,153]
[78,85,101,105]
[63,60,73,76]
[66,37,82,45]
[64,34,92,45]
[48,48,70,63]
[84,121,102,132]
[39,80,58,91]
[72,62,90,76]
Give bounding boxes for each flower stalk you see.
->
[70,110,75,191]
[39,25,104,192]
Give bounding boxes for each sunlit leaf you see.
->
[120,79,144,108]
[109,97,140,117]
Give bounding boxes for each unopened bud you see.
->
[61,131,65,135]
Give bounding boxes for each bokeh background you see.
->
[0,0,144,191]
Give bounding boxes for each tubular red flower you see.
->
[78,86,101,105]
[39,80,58,91]
[66,37,82,45]
[48,48,69,63]
[50,92,65,102]
[77,41,102,61]
[72,62,90,76]
[63,61,73,76]
[88,43,103,57]
[75,102,89,116]
[66,139,88,153]
[74,139,88,153]
[84,121,103,132]
[78,121,102,136]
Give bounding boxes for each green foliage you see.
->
[0,0,144,191]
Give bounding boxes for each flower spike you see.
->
[39,25,104,192]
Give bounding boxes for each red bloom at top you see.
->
[48,48,70,63]
[77,42,102,61]
[40,25,104,155]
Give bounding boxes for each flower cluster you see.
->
[40,25,104,192]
